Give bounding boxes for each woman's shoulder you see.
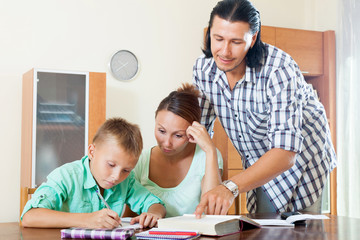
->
[133,147,153,179]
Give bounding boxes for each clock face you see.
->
[110,50,139,81]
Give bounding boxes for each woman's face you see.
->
[154,110,191,156]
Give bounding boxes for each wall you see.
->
[0,0,337,222]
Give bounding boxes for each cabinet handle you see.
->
[301,71,310,74]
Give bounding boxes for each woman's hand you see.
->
[186,121,216,154]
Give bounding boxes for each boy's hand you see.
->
[130,212,162,228]
[87,209,122,229]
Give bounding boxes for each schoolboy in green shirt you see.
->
[21,117,166,229]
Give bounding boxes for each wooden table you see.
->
[2,214,359,240]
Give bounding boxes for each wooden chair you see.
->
[20,187,37,219]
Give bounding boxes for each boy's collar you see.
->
[83,156,97,189]
[82,156,117,193]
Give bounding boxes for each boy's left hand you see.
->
[130,212,162,228]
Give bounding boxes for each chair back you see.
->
[20,187,37,220]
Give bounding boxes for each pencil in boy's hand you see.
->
[96,189,122,227]
[95,189,111,209]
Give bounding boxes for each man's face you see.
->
[210,16,257,75]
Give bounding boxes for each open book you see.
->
[157,214,260,236]
[253,214,329,227]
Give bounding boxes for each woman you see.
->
[132,83,223,217]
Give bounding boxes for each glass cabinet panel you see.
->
[33,70,88,187]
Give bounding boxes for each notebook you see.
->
[60,228,134,239]
[136,229,200,240]
[60,218,140,239]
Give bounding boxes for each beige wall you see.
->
[0,0,337,222]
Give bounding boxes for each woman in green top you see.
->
[132,83,223,217]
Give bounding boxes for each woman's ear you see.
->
[88,144,95,160]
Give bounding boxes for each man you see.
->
[193,0,336,215]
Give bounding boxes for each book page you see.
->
[286,214,329,224]
[252,219,294,227]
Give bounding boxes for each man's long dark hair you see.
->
[202,0,267,69]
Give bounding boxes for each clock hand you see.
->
[116,62,129,72]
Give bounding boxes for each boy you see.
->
[21,117,166,229]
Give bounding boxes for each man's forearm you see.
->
[230,148,296,193]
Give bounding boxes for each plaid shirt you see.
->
[193,44,337,213]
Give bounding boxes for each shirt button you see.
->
[246,155,249,158]
[239,135,242,138]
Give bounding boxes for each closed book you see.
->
[157,214,260,236]
[136,229,200,240]
[60,228,134,239]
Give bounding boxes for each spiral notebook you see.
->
[61,228,134,239]
[136,229,200,240]
[60,218,140,239]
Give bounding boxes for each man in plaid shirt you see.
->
[194,0,336,215]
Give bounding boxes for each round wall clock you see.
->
[109,50,139,81]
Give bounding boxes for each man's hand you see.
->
[194,185,235,218]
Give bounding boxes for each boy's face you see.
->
[88,139,138,190]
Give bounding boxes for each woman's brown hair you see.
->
[155,83,201,124]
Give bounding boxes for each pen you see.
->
[148,231,198,236]
[95,189,122,227]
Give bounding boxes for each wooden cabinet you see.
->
[262,26,324,76]
[20,69,106,192]
[212,26,337,215]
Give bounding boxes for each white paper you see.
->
[118,217,141,230]
[253,219,294,227]
[286,214,329,224]
[252,214,329,228]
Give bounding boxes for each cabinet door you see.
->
[21,69,106,188]
[275,28,323,76]
[261,26,276,46]
[261,26,323,76]
[34,71,88,186]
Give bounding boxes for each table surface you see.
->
[1,213,359,240]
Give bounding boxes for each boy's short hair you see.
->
[92,117,143,158]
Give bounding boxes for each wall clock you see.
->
[110,50,139,81]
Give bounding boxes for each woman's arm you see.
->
[22,208,121,229]
[186,121,222,195]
